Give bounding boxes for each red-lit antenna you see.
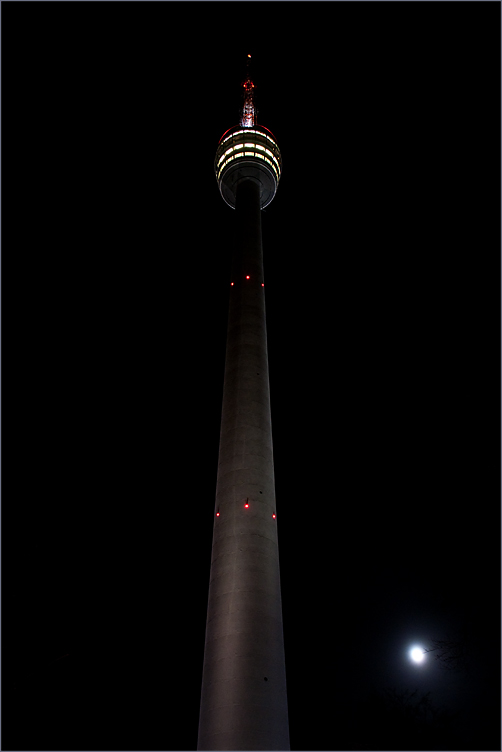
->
[240,54,257,128]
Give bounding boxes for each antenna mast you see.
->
[239,53,257,128]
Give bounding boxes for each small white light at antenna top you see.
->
[248,54,251,58]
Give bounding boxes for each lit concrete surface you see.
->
[198,179,289,751]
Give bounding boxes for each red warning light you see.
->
[262,283,264,287]
[246,275,250,280]
[216,511,220,517]
[272,513,276,519]
[231,282,234,286]
[244,503,249,509]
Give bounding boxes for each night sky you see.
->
[3,2,500,751]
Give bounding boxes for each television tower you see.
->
[197,57,289,751]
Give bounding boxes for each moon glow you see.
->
[410,646,425,663]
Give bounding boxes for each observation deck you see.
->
[214,124,281,210]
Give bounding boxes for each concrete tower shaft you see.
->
[197,178,289,751]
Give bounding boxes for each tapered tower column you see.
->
[198,65,289,751]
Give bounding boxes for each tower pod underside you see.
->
[215,125,281,210]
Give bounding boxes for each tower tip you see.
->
[240,55,256,128]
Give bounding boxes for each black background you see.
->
[2,2,500,750]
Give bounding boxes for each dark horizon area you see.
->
[2,2,501,751]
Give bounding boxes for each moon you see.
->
[410,646,425,663]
